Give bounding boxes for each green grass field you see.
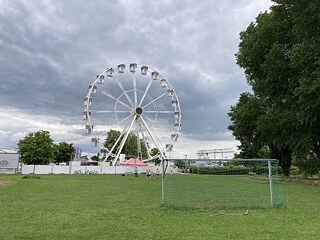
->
[1,174,320,240]
[164,174,283,209]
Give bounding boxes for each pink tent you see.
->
[85,159,96,163]
[120,157,148,166]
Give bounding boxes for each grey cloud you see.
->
[0,0,271,151]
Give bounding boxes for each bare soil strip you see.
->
[0,178,15,187]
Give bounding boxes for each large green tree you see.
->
[231,0,320,176]
[228,93,292,175]
[18,130,54,165]
[228,93,269,159]
[53,142,74,165]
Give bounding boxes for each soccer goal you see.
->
[162,159,284,209]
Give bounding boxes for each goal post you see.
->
[162,158,284,209]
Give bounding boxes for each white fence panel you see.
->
[102,166,113,174]
[52,165,69,174]
[35,165,51,174]
[85,166,101,174]
[70,165,82,174]
[139,166,149,173]
[115,166,126,174]
[125,166,134,174]
[101,166,115,174]
[22,165,35,174]
[21,164,170,175]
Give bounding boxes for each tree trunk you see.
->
[271,145,292,176]
[314,141,320,172]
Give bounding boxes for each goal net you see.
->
[163,159,284,209]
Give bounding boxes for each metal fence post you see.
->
[268,159,274,207]
[162,159,165,207]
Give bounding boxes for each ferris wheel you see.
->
[83,63,181,165]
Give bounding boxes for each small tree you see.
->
[91,155,100,161]
[104,129,148,159]
[151,147,161,165]
[174,159,186,169]
[18,130,54,165]
[53,142,74,165]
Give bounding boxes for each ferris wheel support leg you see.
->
[113,116,136,166]
[139,116,166,160]
[139,116,167,207]
[104,117,134,162]
[104,127,128,162]
[137,122,152,160]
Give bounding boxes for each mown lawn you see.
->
[0,174,319,240]
[164,174,284,209]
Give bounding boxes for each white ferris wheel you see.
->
[83,63,182,165]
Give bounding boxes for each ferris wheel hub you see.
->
[135,107,143,115]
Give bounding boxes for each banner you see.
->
[73,147,82,160]
[0,153,20,169]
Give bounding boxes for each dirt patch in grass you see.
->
[0,178,15,187]
[282,176,320,187]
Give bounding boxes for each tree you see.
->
[228,93,269,159]
[150,147,161,165]
[91,155,100,161]
[174,159,186,169]
[104,130,148,159]
[228,93,292,175]
[53,142,74,165]
[231,0,320,175]
[18,130,54,165]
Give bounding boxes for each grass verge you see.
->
[0,174,319,240]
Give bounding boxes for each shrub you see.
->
[22,174,41,179]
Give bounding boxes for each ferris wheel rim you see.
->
[83,62,182,163]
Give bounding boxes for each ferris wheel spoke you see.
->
[110,113,134,128]
[133,73,138,107]
[137,121,152,160]
[140,115,166,159]
[98,88,131,109]
[139,78,153,106]
[143,110,174,114]
[142,114,156,125]
[114,74,135,108]
[142,92,167,109]
[91,110,131,113]
[142,115,167,154]
[107,116,134,162]
[144,115,156,126]
[114,116,136,165]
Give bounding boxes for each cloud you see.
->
[0,0,272,156]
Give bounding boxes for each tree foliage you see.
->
[174,159,186,169]
[53,142,74,165]
[230,0,320,176]
[18,130,55,165]
[228,93,269,159]
[150,147,161,165]
[18,130,75,165]
[104,129,149,159]
[91,155,100,161]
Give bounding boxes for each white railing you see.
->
[21,164,176,175]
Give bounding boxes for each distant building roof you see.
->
[0,148,18,154]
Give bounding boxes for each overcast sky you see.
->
[0,0,272,158]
